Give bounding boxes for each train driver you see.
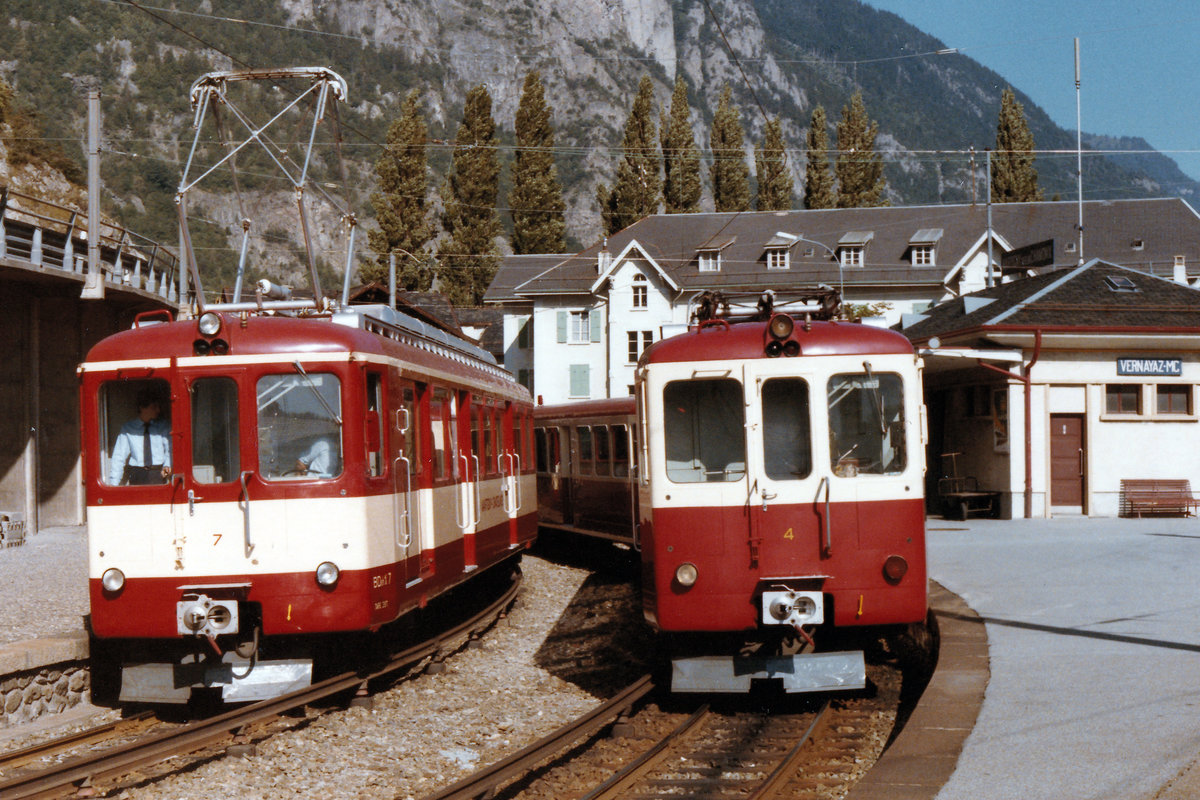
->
[109,389,172,485]
[294,438,336,478]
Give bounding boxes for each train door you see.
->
[536,425,565,523]
[499,403,522,547]
[424,386,456,579]
[389,379,419,583]
[742,374,825,571]
[456,391,479,569]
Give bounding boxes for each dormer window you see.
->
[1132,239,1145,251]
[909,228,942,266]
[763,232,796,270]
[698,250,721,272]
[766,248,790,270]
[838,231,874,268]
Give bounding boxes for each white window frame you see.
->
[839,246,863,268]
[632,284,647,308]
[766,248,789,270]
[698,251,721,272]
[912,244,935,266]
[569,310,590,344]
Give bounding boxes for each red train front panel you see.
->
[635,320,927,692]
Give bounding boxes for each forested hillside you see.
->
[0,0,1193,289]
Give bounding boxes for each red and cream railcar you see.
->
[536,310,927,693]
[82,305,536,703]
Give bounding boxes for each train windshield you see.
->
[762,378,812,480]
[663,378,746,483]
[98,378,172,486]
[827,371,906,476]
[191,377,240,484]
[256,372,343,480]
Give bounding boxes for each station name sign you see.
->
[1116,357,1182,376]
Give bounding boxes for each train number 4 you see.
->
[783,527,794,540]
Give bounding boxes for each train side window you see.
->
[827,372,906,476]
[612,424,630,477]
[663,379,746,483]
[550,427,563,473]
[99,378,173,486]
[366,373,386,478]
[593,425,611,476]
[256,372,343,480]
[429,387,450,481]
[762,378,811,480]
[577,425,593,474]
[535,428,548,473]
[191,377,240,484]
[400,386,418,473]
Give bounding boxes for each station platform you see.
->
[5,518,1200,799]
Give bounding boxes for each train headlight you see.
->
[768,313,794,339]
[101,568,125,592]
[883,555,909,584]
[197,312,223,337]
[674,562,698,587]
[315,561,340,587]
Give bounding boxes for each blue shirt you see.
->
[110,417,172,484]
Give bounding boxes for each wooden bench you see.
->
[1120,479,1200,517]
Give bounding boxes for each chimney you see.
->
[597,239,611,274]
[1174,255,1187,284]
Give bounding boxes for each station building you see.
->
[901,259,1200,518]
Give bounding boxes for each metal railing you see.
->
[0,186,179,301]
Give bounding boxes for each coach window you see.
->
[191,377,240,484]
[594,425,611,476]
[99,378,173,486]
[663,379,746,483]
[612,424,630,477]
[429,387,451,480]
[827,372,905,476]
[762,378,811,480]
[366,373,386,477]
[256,372,343,480]
[577,425,593,474]
[535,428,549,473]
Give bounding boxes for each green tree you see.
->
[803,105,836,210]
[708,85,750,213]
[509,70,567,254]
[660,75,701,214]
[754,117,793,211]
[367,89,435,289]
[992,87,1043,203]
[598,75,661,235]
[437,85,502,306]
[835,92,888,208]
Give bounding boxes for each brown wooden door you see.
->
[1050,414,1085,506]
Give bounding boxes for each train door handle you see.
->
[187,488,203,517]
[239,471,254,557]
[761,490,777,512]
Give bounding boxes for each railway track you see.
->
[416,658,904,800]
[0,569,522,800]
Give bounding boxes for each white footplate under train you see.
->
[671,651,867,693]
[120,655,313,703]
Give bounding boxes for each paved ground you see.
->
[924,516,1200,800]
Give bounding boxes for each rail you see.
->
[0,185,180,302]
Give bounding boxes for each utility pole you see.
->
[986,149,994,288]
[82,87,105,299]
[1075,38,1084,265]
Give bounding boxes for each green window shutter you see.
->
[557,311,567,343]
[569,364,590,397]
[590,309,602,343]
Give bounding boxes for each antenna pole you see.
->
[986,149,994,289]
[1075,37,1084,265]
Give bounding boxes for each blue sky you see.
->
[861,0,1200,183]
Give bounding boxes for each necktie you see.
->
[143,421,152,467]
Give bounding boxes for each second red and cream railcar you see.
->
[536,307,927,693]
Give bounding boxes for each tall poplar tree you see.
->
[803,105,836,210]
[992,87,1043,203]
[598,75,661,235]
[660,75,701,214]
[438,85,502,307]
[510,71,566,254]
[754,117,793,211]
[367,89,434,289]
[835,91,888,208]
[708,85,750,213]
